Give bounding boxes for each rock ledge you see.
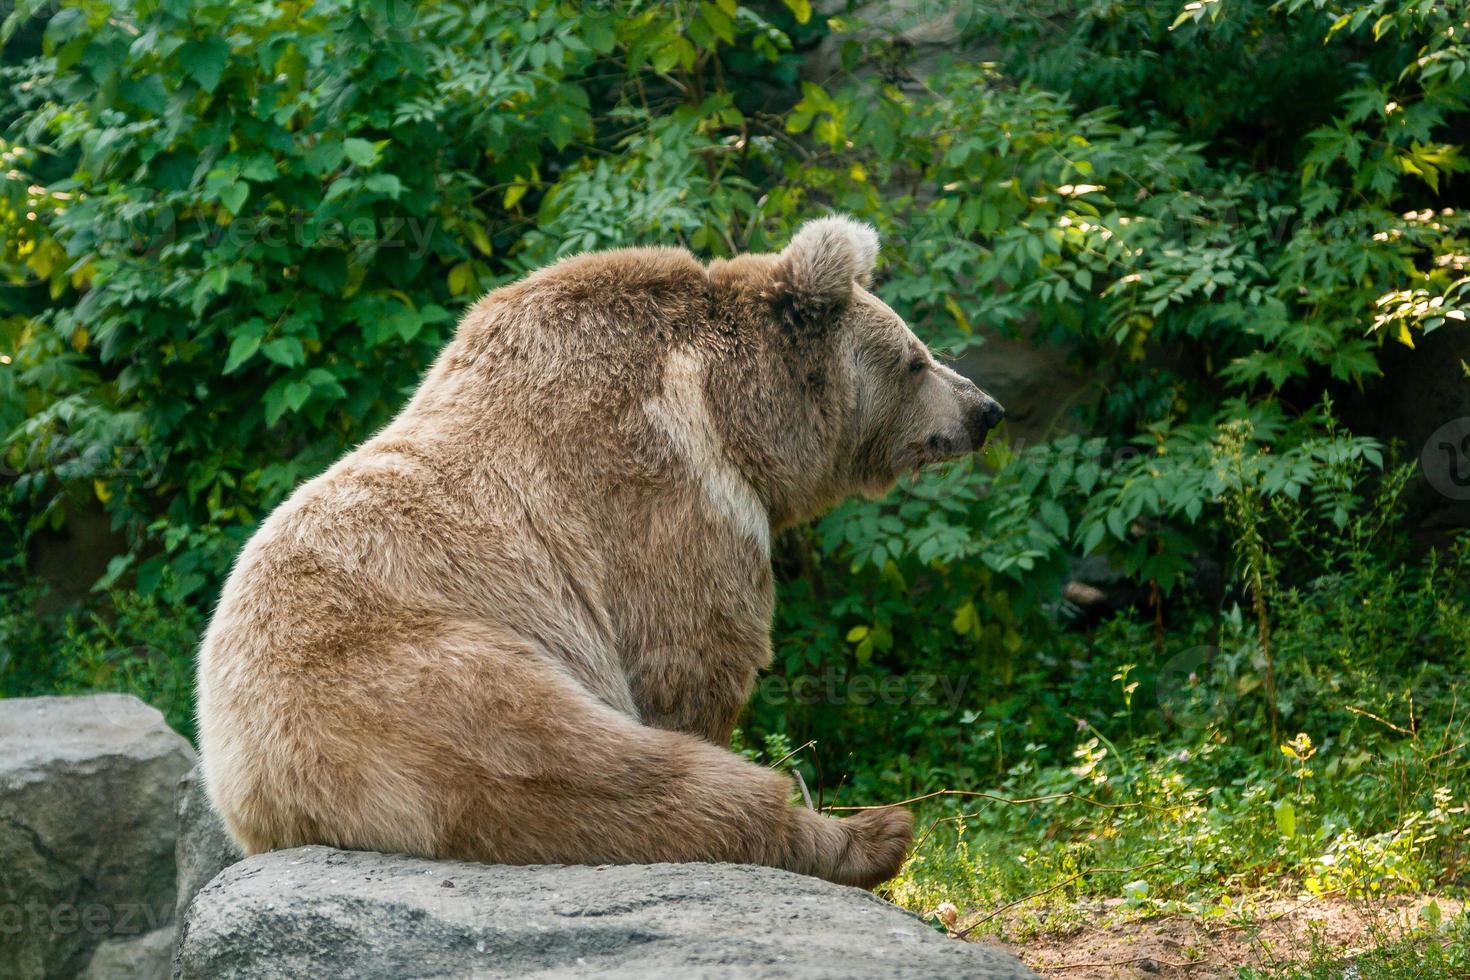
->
[176,846,1035,979]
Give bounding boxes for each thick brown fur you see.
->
[197,216,1003,890]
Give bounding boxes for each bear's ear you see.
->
[775,216,879,318]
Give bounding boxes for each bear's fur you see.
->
[197,216,1003,889]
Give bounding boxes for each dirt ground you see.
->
[967,895,1464,978]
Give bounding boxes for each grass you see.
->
[1242,906,1470,979]
[867,726,1469,977]
[840,523,1470,976]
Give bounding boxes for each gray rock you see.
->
[176,846,1036,979]
[806,0,976,84]
[0,694,195,979]
[80,927,174,979]
[172,766,243,928]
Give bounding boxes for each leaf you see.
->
[448,261,476,296]
[1274,800,1297,839]
[305,368,347,401]
[217,181,248,216]
[283,379,312,413]
[178,37,230,93]
[1039,499,1069,536]
[1422,901,1443,933]
[323,176,357,202]
[119,75,167,113]
[136,557,165,596]
[392,308,424,342]
[303,139,345,174]
[785,109,814,134]
[223,333,261,374]
[238,154,277,182]
[846,625,869,643]
[343,137,378,167]
[364,174,402,198]
[701,2,735,44]
[582,15,616,54]
[652,42,681,73]
[467,222,493,256]
[783,0,813,24]
[504,181,531,210]
[261,337,305,367]
[951,601,977,634]
[263,385,287,426]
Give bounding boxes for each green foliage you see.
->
[1,0,798,605]
[0,577,202,737]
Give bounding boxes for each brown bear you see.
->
[196,216,1003,890]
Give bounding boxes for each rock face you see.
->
[805,0,980,85]
[0,694,196,979]
[177,846,1036,979]
[172,766,243,928]
[80,927,175,980]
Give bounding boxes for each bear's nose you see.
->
[965,392,1005,446]
[981,395,1005,429]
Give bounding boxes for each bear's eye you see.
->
[907,356,927,376]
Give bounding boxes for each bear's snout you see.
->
[956,379,1005,450]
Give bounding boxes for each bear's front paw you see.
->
[831,806,913,890]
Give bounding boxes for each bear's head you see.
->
[707,216,1005,530]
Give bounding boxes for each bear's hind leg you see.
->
[420,647,912,889]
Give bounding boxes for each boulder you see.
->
[80,927,174,980]
[805,0,981,85]
[176,846,1036,979]
[172,766,243,928]
[0,694,195,979]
